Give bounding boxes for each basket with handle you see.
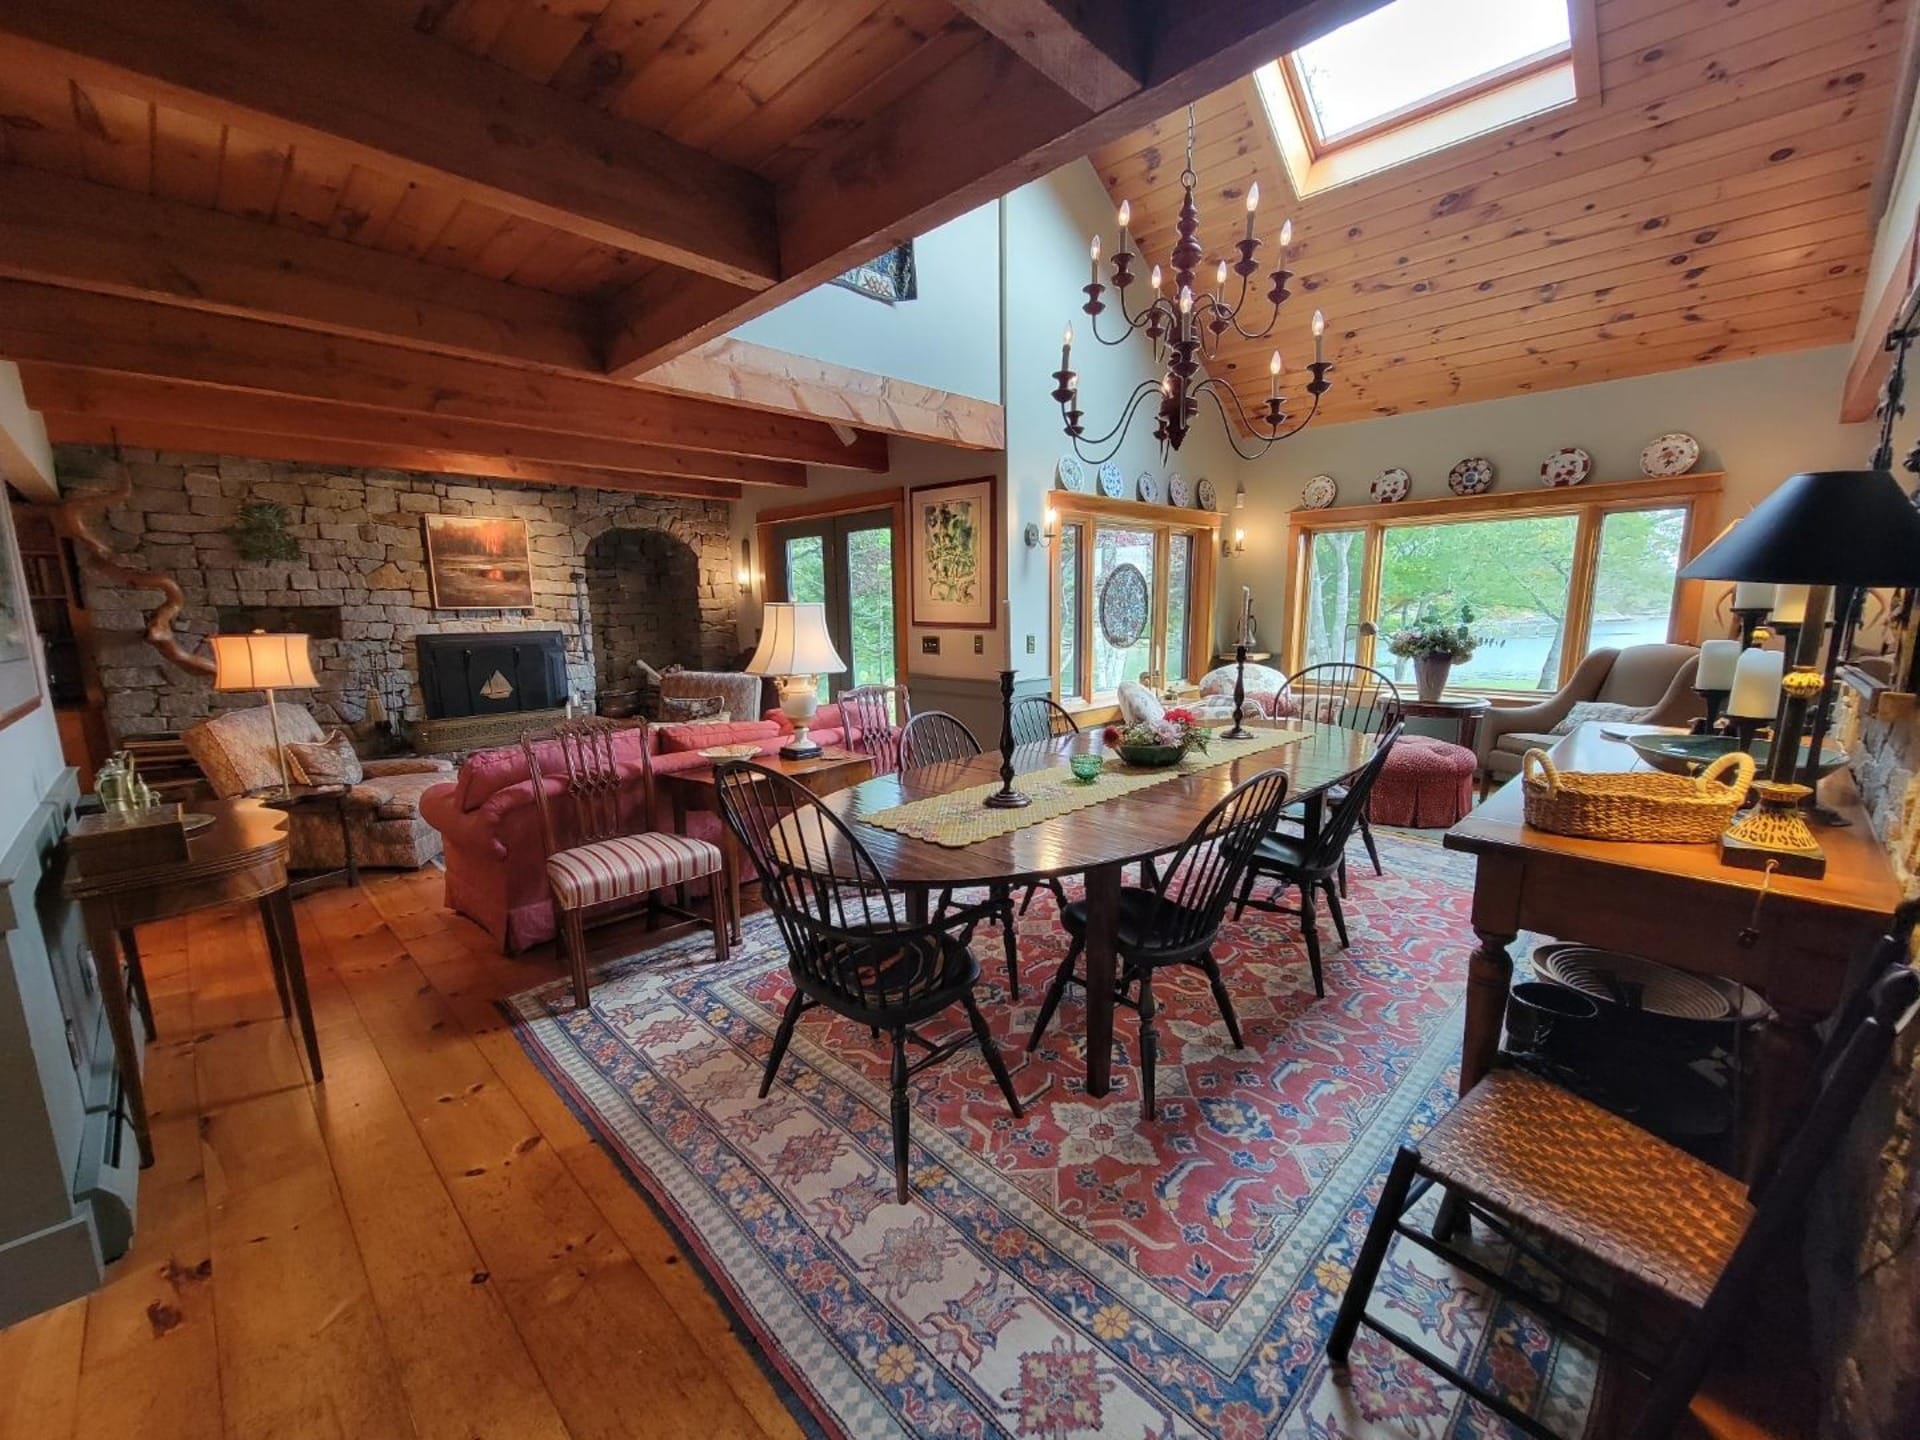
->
[1520,747,1755,843]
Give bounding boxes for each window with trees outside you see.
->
[1052,497,1218,710]
[1288,476,1716,696]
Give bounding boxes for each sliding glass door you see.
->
[768,508,899,698]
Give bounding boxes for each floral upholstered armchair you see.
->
[181,703,455,869]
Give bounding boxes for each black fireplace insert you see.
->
[416,630,568,719]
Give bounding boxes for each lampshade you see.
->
[745,603,846,677]
[210,631,318,691]
[1678,470,1920,586]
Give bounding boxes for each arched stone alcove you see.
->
[583,526,703,697]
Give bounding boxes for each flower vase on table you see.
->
[1107,708,1211,769]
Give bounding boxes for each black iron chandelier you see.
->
[1052,107,1333,463]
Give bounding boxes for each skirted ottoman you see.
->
[1369,736,1477,828]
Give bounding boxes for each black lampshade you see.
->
[1678,470,1920,587]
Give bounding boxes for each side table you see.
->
[1397,695,1491,752]
[263,784,360,897]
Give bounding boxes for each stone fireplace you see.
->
[584,525,705,702]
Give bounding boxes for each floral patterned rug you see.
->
[504,831,1599,1439]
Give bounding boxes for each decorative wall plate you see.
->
[1167,472,1193,507]
[1370,467,1411,503]
[1195,477,1219,510]
[1448,457,1495,495]
[1640,433,1700,477]
[1098,460,1126,498]
[1136,471,1161,504]
[1057,455,1086,491]
[1540,447,1592,487]
[1098,562,1150,648]
[1301,474,1338,509]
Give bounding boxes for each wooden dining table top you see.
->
[783,722,1381,888]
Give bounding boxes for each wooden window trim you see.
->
[1283,473,1722,693]
[754,485,909,691]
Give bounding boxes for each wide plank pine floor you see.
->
[0,869,805,1440]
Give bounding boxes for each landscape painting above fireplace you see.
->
[423,515,535,610]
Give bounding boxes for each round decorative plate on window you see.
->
[1136,471,1161,504]
[1448,457,1495,495]
[1098,562,1150,648]
[1371,467,1411,503]
[1098,460,1126,498]
[1540,446,1592,487]
[1640,432,1700,477]
[1301,474,1338,509]
[1166,472,1193,507]
[1057,454,1086,491]
[1195,476,1219,510]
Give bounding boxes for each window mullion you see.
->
[1562,506,1602,690]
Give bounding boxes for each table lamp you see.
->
[210,630,318,796]
[746,603,846,759]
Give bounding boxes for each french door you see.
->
[767,507,899,699]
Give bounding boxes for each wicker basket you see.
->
[1520,747,1755,843]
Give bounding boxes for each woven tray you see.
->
[1520,747,1754,843]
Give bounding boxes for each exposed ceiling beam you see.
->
[0,165,600,373]
[636,338,1005,451]
[0,282,890,472]
[945,2,1147,109]
[12,366,807,488]
[0,0,780,289]
[41,413,743,502]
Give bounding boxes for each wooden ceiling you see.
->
[0,0,1389,497]
[1090,0,1905,430]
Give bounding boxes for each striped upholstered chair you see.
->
[524,718,727,1007]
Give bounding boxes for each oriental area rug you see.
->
[505,832,1599,1439]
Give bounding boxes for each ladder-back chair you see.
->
[839,683,912,776]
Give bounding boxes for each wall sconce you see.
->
[736,538,754,597]
[1025,503,1058,549]
[1224,526,1246,557]
[1235,482,1247,510]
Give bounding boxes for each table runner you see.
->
[860,725,1311,847]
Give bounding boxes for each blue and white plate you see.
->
[1098,460,1126,498]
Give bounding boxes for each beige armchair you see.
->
[1475,644,1703,791]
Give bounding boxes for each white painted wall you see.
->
[0,371,67,850]
[1854,92,1920,357]
[728,204,1002,403]
[1223,344,1876,650]
[0,364,54,502]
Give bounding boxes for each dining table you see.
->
[776,721,1382,1096]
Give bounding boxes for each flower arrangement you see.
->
[1103,707,1210,767]
[1385,605,1480,662]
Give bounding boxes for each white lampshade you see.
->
[745,603,846,677]
[211,631,318,691]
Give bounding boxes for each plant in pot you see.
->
[1103,707,1211,768]
[1386,606,1479,702]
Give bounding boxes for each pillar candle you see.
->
[1770,584,1809,625]
[1727,646,1784,719]
[1732,581,1774,610]
[1002,599,1013,672]
[1696,639,1740,690]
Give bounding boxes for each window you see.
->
[1285,478,1718,696]
[1051,497,1218,709]
[761,493,907,700]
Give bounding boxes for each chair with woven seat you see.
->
[896,709,1023,997]
[1026,768,1293,1119]
[1327,909,1920,1440]
[839,683,911,775]
[714,761,1022,1203]
[524,718,728,1008]
[1009,697,1080,914]
[1234,723,1402,997]
[1273,663,1402,883]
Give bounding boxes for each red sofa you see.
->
[420,706,862,952]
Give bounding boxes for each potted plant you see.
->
[1103,707,1211,768]
[1386,606,1480,702]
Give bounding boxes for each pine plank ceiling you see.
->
[1089,0,1904,430]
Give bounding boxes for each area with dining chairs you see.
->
[3,4,1920,1440]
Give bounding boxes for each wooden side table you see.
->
[63,798,322,1167]
[263,784,360,897]
[1397,694,1490,752]
[658,749,873,940]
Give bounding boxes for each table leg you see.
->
[906,889,930,927]
[119,926,156,1040]
[261,888,324,1082]
[84,907,153,1167]
[339,795,360,888]
[1460,929,1516,1096]
[1083,862,1122,1097]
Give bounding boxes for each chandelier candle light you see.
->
[1053,108,1334,462]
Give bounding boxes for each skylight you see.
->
[1290,0,1572,147]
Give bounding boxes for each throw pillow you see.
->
[660,695,728,725]
[1549,699,1652,735]
[1115,680,1166,727]
[285,730,364,787]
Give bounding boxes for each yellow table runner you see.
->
[859,725,1312,848]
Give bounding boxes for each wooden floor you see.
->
[0,868,806,1440]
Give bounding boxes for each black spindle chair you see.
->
[1275,663,1403,885]
[896,710,1024,997]
[1233,722,1403,997]
[840,683,912,776]
[713,762,1022,1203]
[1009,696,1081,915]
[1327,905,1920,1440]
[1026,768,1293,1119]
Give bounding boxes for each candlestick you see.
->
[1279,217,1293,256]
[1223,644,1255,740]
[1726,646,1783,754]
[1312,308,1325,365]
[1269,350,1282,399]
[983,669,1031,810]
[1694,637,1739,730]
[1089,233,1100,286]
[1060,323,1072,373]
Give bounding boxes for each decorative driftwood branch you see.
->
[57,474,216,677]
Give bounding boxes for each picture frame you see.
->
[908,477,997,629]
[422,515,536,611]
[0,500,44,732]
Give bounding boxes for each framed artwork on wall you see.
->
[423,515,536,610]
[908,477,996,629]
[0,500,45,731]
